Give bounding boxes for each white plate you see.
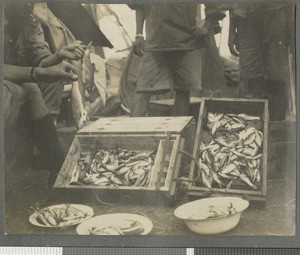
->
[29,204,94,228]
[76,213,153,235]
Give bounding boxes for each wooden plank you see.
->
[262,100,269,196]
[188,186,262,196]
[78,116,193,134]
[163,136,181,191]
[203,98,266,118]
[149,140,163,187]
[54,137,81,188]
[77,134,162,151]
[57,185,157,191]
[187,191,266,202]
[188,100,205,190]
[156,134,172,190]
[168,138,185,196]
[150,97,202,106]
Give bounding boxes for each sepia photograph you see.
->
[3,2,296,239]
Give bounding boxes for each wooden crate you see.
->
[54,134,184,196]
[188,98,269,203]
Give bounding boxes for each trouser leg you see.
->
[268,80,288,121]
[17,83,49,120]
[247,78,288,121]
[27,114,64,187]
[130,93,152,117]
[174,89,190,116]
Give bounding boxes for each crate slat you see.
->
[167,138,185,196]
[163,136,181,191]
[54,138,81,187]
[78,117,194,135]
[149,140,164,187]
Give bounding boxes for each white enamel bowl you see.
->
[174,197,249,235]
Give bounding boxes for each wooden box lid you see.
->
[78,116,194,135]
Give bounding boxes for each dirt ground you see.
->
[4,121,296,236]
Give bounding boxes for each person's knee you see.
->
[22,83,43,101]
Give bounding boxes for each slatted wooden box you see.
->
[54,117,195,198]
[188,98,269,203]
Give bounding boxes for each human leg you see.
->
[130,92,152,117]
[38,81,64,125]
[27,113,64,187]
[174,89,190,116]
[131,51,170,116]
[170,50,201,116]
[17,82,49,120]
[18,83,63,186]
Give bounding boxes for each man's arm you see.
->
[203,4,228,31]
[132,6,145,56]
[39,42,86,68]
[4,62,79,84]
[4,65,34,84]
[192,4,228,42]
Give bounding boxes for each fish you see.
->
[214,137,229,147]
[244,133,256,145]
[211,171,224,187]
[218,172,232,179]
[221,163,237,174]
[199,159,210,175]
[201,171,212,188]
[239,174,258,190]
[255,131,263,147]
[241,148,253,157]
[226,179,234,189]
[211,121,221,135]
[117,166,131,175]
[230,123,245,131]
[110,175,123,186]
[238,114,260,121]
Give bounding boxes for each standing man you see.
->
[129,4,226,116]
[228,4,295,121]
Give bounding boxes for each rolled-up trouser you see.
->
[4,81,48,129]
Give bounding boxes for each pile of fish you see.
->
[75,148,155,187]
[207,203,237,219]
[197,112,263,190]
[32,204,88,227]
[88,220,144,235]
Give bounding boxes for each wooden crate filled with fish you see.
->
[188,98,268,202]
[54,133,184,197]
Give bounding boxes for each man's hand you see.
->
[228,17,239,57]
[133,35,145,56]
[35,61,79,83]
[191,23,210,41]
[58,41,86,61]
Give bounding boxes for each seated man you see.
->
[4,3,86,124]
[4,3,80,187]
